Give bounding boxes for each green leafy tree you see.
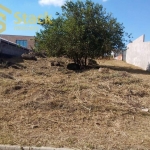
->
[35,0,131,66]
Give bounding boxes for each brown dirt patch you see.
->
[0,58,150,149]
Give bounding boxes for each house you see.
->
[0,34,35,57]
[114,51,122,60]
[112,50,126,61]
[0,34,35,49]
[126,35,150,71]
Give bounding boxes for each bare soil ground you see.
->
[0,57,150,150]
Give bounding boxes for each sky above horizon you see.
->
[0,0,150,43]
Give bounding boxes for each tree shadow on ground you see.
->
[75,59,150,75]
[98,64,150,75]
[0,55,25,69]
[68,59,99,73]
[0,54,24,63]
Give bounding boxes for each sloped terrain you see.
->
[0,57,150,150]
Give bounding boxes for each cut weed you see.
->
[0,58,150,149]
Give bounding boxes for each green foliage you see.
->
[35,0,131,66]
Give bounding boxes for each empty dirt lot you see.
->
[0,57,150,150]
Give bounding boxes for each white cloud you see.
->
[14,20,24,24]
[38,0,65,7]
[102,0,108,2]
[20,21,24,24]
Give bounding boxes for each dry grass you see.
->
[0,57,150,150]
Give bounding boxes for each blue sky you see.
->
[0,0,150,43]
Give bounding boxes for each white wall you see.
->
[126,35,150,71]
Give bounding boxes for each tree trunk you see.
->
[84,56,87,66]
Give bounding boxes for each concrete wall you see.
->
[126,35,150,71]
[0,34,35,49]
[0,38,29,56]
